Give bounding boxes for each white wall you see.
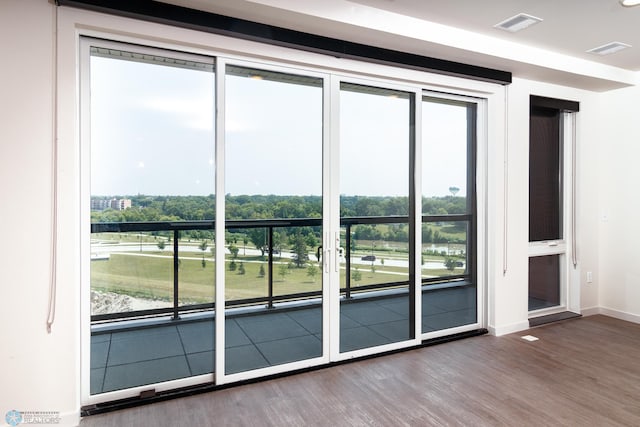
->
[0,1,80,426]
[596,85,640,323]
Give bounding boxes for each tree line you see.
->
[91,194,467,253]
[91,194,467,223]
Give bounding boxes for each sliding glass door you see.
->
[223,64,325,375]
[86,43,216,395]
[338,82,414,353]
[82,38,484,404]
[421,97,478,334]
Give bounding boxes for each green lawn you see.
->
[92,249,463,307]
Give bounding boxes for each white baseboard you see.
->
[488,320,530,336]
[488,307,640,336]
[598,307,640,324]
[580,306,601,317]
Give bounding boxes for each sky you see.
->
[224,71,323,196]
[90,51,469,199]
[90,55,216,196]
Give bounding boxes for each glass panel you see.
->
[225,66,323,374]
[340,222,410,293]
[529,255,561,311]
[422,98,469,205]
[272,225,323,297]
[529,106,562,242]
[339,83,412,353]
[224,228,269,304]
[89,47,215,394]
[421,221,468,280]
[177,230,215,307]
[91,231,173,316]
[421,98,476,333]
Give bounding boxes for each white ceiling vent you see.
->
[494,13,543,32]
[587,42,631,55]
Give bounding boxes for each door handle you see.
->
[323,232,330,273]
[335,232,340,273]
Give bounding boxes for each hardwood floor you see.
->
[81,315,640,426]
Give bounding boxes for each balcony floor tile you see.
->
[186,351,215,376]
[102,356,191,393]
[225,345,270,374]
[177,321,214,354]
[422,308,477,332]
[90,286,477,394]
[378,299,410,316]
[91,333,111,343]
[225,319,253,348]
[238,315,309,344]
[90,368,105,395]
[91,341,110,369]
[107,329,184,366]
[368,319,412,342]
[286,310,322,335]
[256,334,322,366]
[341,302,406,326]
[109,325,177,341]
[340,326,391,353]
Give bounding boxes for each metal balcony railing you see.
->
[90,215,472,322]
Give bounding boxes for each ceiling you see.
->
[351,0,640,71]
[158,0,640,91]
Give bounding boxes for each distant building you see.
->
[91,198,132,211]
[90,198,110,211]
[112,198,132,210]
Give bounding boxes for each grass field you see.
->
[91,249,463,310]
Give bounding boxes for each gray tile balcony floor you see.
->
[90,286,476,394]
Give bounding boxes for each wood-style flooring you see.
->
[80,315,640,426]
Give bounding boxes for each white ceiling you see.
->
[352,0,640,71]
[159,0,640,91]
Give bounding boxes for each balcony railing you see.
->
[90,215,471,323]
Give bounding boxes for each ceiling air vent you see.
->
[494,13,543,32]
[587,42,631,55]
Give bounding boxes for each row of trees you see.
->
[93,194,467,268]
[91,194,468,223]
